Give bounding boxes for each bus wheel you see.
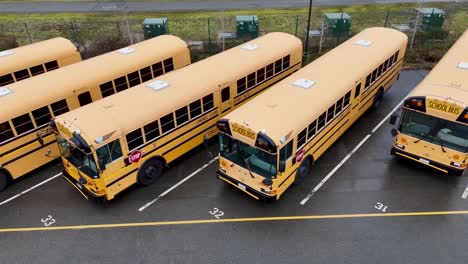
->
[137,159,164,186]
[370,89,384,111]
[0,171,9,191]
[294,159,311,185]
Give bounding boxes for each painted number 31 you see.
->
[209,208,224,219]
[374,202,388,212]
[41,215,56,226]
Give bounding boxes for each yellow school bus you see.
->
[53,32,302,201]
[216,27,408,201]
[1,37,81,86]
[390,30,468,176]
[0,35,190,191]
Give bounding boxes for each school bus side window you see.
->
[96,139,123,169]
[126,128,144,151]
[32,106,52,127]
[0,121,15,143]
[12,113,35,135]
[279,141,293,172]
[51,99,69,116]
[0,74,14,86]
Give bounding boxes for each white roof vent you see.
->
[0,87,12,97]
[457,62,468,70]
[241,44,258,51]
[147,80,169,91]
[0,50,14,57]
[293,79,315,89]
[354,39,373,47]
[117,47,135,55]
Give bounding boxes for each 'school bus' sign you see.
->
[427,99,462,116]
[231,124,256,140]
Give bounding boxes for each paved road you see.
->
[2,70,468,263]
[0,0,461,13]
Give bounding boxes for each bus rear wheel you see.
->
[370,89,384,111]
[0,171,9,191]
[137,159,164,186]
[294,159,311,185]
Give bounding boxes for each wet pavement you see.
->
[1,70,468,264]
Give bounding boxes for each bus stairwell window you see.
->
[0,74,14,86]
[202,94,214,112]
[189,100,202,119]
[32,106,52,127]
[14,69,30,81]
[12,113,35,135]
[30,64,45,76]
[126,128,144,151]
[175,106,189,126]
[152,62,164,77]
[221,87,230,103]
[163,58,174,73]
[127,71,141,87]
[45,61,59,71]
[237,77,246,94]
[0,121,14,143]
[51,99,70,116]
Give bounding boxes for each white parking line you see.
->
[461,186,468,199]
[300,99,406,206]
[138,157,219,212]
[0,173,62,207]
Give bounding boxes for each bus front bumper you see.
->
[391,147,465,175]
[62,170,104,200]
[216,171,276,202]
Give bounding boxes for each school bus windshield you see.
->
[400,109,468,153]
[219,133,277,179]
[57,137,99,179]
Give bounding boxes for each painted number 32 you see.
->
[209,208,224,219]
[41,215,56,226]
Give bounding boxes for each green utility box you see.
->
[324,13,351,36]
[236,15,259,38]
[143,18,168,39]
[416,8,446,30]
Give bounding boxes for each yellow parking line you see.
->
[2,210,468,233]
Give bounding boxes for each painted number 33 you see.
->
[41,215,56,226]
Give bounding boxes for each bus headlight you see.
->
[261,188,277,195]
[451,162,461,168]
[396,144,405,150]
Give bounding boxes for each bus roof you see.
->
[1,37,78,75]
[408,30,468,106]
[0,35,188,122]
[54,32,302,147]
[224,27,408,146]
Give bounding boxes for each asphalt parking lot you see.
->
[1,70,468,264]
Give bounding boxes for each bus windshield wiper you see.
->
[244,156,255,179]
[413,131,432,144]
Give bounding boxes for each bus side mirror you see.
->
[36,133,44,146]
[391,128,399,137]
[389,113,398,125]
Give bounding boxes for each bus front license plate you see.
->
[419,158,430,164]
[238,183,246,191]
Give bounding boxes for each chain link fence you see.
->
[0,4,466,67]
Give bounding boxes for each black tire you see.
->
[294,159,311,185]
[452,169,464,177]
[0,170,9,192]
[370,89,384,111]
[137,159,164,186]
